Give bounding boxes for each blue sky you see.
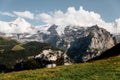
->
[0,0,120,25]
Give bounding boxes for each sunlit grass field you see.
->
[0,55,120,80]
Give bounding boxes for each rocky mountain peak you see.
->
[10,17,31,27]
[67,25,115,62]
[48,24,58,35]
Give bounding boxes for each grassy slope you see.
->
[0,36,19,51]
[0,55,120,80]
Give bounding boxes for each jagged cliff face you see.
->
[67,25,115,62]
[35,25,116,62]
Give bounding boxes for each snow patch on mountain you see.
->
[36,24,51,34]
[56,25,66,36]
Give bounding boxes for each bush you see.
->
[14,59,40,70]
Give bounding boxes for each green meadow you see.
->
[0,55,120,80]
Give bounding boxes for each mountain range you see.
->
[0,17,120,72]
[0,17,120,38]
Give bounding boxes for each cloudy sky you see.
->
[0,0,120,26]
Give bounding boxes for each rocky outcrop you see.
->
[13,49,71,71]
[35,49,71,68]
[67,25,115,62]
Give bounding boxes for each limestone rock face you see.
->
[35,49,71,67]
[67,25,115,62]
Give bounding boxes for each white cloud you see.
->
[38,6,104,26]
[0,12,15,17]
[0,17,36,34]
[13,11,34,19]
[0,6,120,34]
[38,6,118,34]
[37,13,52,23]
